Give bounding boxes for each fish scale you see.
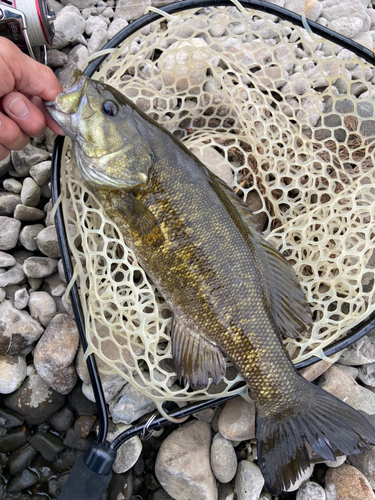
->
[45,70,375,495]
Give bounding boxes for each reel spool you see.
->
[0,0,55,62]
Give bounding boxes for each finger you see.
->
[0,38,62,101]
[2,92,48,138]
[0,144,10,161]
[0,110,29,151]
[31,96,65,136]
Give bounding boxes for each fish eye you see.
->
[102,101,118,117]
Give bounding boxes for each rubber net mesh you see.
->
[60,3,375,411]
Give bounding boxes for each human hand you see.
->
[0,38,65,161]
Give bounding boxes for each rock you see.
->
[0,217,21,250]
[34,314,79,395]
[218,482,235,500]
[155,420,217,500]
[63,427,95,451]
[0,354,27,394]
[50,407,75,432]
[23,256,58,278]
[318,365,375,416]
[335,363,358,379]
[234,460,264,500]
[3,178,22,194]
[19,224,45,251]
[0,192,21,216]
[108,470,133,500]
[46,49,69,68]
[347,446,375,489]
[14,204,46,222]
[87,28,109,55]
[285,0,323,20]
[218,397,256,441]
[43,273,66,297]
[110,379,156,424]
[328,17,363,38]
[339,334,375,365]
[326,454,347,468]
[82,374,126,404]
[358,362,375,387]
[296,481,326,500]
[70,383,98,416]
[210,433,237,483]
[325,463,374,499]
[0,155,12,177]
[28,291,57,327]
[11,144,50,177]
[29,431,65,461]
[20,178,41,207]
[0,251,16,268]
[115,0,151,22]
[0,425,29,453]
[0,300,44,355]
[13,287,29,310]
[108,18,129,39]
[0,263,25,287]
[53,6,86,49]
[299,359,333,381]
[107,423,142,474]
[60,0,97,7]
[74,415,97,438]
[6,467,38,493]
[0,407,24,428]
[85,15,108,35]
[189,143,234,185]
[3,370,66,425]
[55,44,89,87]
[8,444,37,476]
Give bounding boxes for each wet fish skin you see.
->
[45,71,375,494]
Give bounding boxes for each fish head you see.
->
[45,70,154,189]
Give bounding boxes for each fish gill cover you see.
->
[59,2,375,417]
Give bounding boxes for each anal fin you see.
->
[172,316,226,390]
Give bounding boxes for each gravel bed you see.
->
[1,1,375,499]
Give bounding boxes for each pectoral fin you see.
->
[172,316,226,390]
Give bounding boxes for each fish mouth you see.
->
[44,70,89,130]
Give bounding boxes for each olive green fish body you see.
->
[46,71,375,494]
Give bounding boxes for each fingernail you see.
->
[8,97,30,119]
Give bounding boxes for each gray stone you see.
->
[110,378,156,424]
[358,362,375,387]
[339,335,375,365]
[60,0,97,7]
[108,18,129,39]
[87,28,109,55]
[0,264,24,288]
[296,480,325,500]
[0,192,21,216]
[14,204,45,222]
[234,460,264,500]
[6,468,38,493]
[36,225,61,258]
[23,257,58,279]
[11,144,50,177]
[115,0,151,22]
[3,369,66,425]
[82,374,126,404]
[0,300,44,355]
[43,273,66,297]
[211,433,237,483]
[53,6,86,50]
[108,422,143,473]
[20,178,41,207]
[155,420,217,500]
[0,217,21,250]
[34,314,79,395]
[29,430,65,461]
[0,354,27,394]
[0,155,11,177]
[3,178,22,194]
[47,49,69,68]
[328,17,363,38]
[13,287,29,310]
[50,407,75,432]
[347,446,375,489]
[0,251,16,268]
[8,444,37,476]
[85,15,108,35]
[55,45,89,87]
[28,291,57,327]
[29,161,52,187]
[19,224,45,252]
[285,0,323,20]
[218,397,256,441]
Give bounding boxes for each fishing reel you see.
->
[0,0,55,63]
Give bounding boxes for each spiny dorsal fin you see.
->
[210,174,312,339]
[172,316,226,390]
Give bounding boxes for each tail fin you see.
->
[256,382,375,495]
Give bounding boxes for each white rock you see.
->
[14,288,29,310]
[85,15,108,36]
[285,0,323,21]
[53,6,86,50]
[108,18,129,39]
[211,433,237,483]
[235,460,264,500]
[108,422,142,473]
[87,28,109,55]
[328,17,363,38]
[19,224,45,252]
[0,251,16,268]
[296,480,326,499]
[109,378,156,424]
[115,0,151,22]
[0,217,21,251]
[189,143,234,186]
[0,354,27,394]
[28,291,57,327]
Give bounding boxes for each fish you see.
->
[45,70,375,494]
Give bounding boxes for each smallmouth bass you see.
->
[45,71,375,494]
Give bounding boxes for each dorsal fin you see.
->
[210,174,312,339]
